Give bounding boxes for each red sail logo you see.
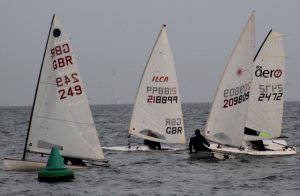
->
[152,76,169,82]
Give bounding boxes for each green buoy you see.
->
[38,147,74,182]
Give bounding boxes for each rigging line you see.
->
[33,115,95,126]
[39,81,84,88]
[271,140,293,149]
[257,55,285,58]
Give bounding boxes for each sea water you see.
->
[0,103,299,195]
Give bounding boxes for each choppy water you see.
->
[0,103,299,195]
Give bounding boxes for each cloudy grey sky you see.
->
[1,0,299,106]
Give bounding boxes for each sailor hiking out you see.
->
[189,129,211,153]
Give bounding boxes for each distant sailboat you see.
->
[203,11,296,156]
[4,15,105,171]
[103,25,186,151]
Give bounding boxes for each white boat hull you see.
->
[209,139,297,156]
[102,145,186,152]
[3,158,88,172]
[189,151,229,160]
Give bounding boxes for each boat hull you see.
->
[189,151,220,159]
[3,158,88,172]
[102,145,186,152]
[209,139,297,156]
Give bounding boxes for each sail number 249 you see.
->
[56,73,82,100]
[51,42,83,100]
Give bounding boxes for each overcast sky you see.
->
[1,0,299,106]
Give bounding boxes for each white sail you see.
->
[204,12,255,147]
[129,25,185,144]
[26,16,104,161]
[244,31,285,140]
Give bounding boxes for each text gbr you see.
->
[165,118,183,134]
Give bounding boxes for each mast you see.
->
[22,14,55,160]
[113,64,117,104]
[254,29,272,61]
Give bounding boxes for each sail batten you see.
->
[129,25,185,144]
[32,115,95,126]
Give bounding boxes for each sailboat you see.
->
[102,25,186,151]
[190,11,256,159]
[4,15,105,171]
[205,11,255,148]
[203,11,296,156]
[209,30,297,156]
[244,30,287,141]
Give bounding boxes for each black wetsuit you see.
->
[189,133,211,153]
[250,140,266,151]
[144,139,161,150]
[64,157,86,166]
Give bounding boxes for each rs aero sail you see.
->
[3,15,105,171]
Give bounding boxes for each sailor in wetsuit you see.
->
[189,129,211,153]
[144,131,161,150]
[250,140,266,151]
[144,139,161,150]
[64,157,86,166]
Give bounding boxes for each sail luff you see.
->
[22,14,55,161]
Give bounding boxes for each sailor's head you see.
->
[195,129,200,135]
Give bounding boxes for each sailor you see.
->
[64,157,86,166]
[250,140,266,151]
[144,132,161,150]
[189,129,211,153]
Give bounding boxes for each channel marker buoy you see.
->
[38,147,74,182]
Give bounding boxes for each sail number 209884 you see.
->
[223,92,249,108]
[223,82,251,108]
